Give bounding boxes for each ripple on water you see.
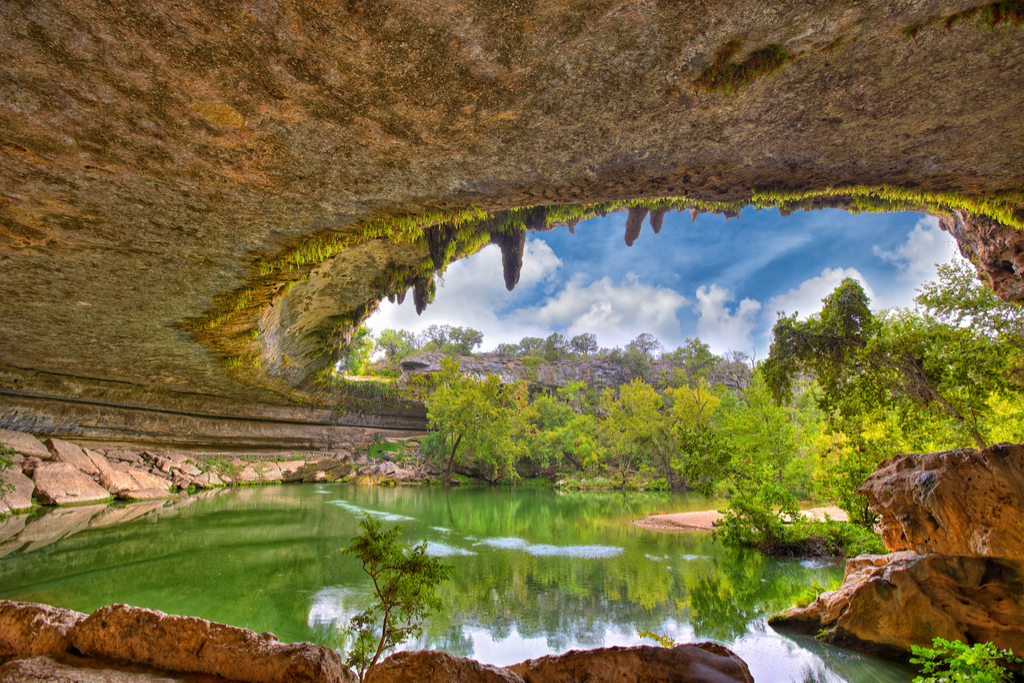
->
[424,541,476,557]
[476,536,622,559]
[327,500,415,522]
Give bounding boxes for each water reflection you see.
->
[0,485,914,681]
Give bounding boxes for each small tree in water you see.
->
[341,514,452,681]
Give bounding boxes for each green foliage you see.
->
[368,433,402,460]
[340,514,452,681]
[417,324,484,356]
[0,445,14,494]
[374,329,419,362]
[637,629,676,648]
[342,325,374,375]
[663,338,721,380]
[693,39,792,95]
[910,638,1022,683]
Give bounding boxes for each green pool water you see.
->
[0,484,915,682]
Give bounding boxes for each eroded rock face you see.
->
[0,600,87,659]
[857,443,1024,559]
[0,655,187,683]
[941,209,1024,302]
[507,643,754,683]
[71,604,353,683]
[365,650,524,683]
[770,552,1024,658]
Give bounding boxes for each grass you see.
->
[693,39,792,95]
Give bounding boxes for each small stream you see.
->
[0,484,916,682]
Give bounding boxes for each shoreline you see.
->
[634,505,849,532]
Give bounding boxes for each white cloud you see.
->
[873,216,957,282]
[366,239,561,346]
[766,267,875,323]
[509,272,689,349]
[693,284,762,354]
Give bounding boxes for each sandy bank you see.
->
[634,506,849,532]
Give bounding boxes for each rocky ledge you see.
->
[1,428,440,515]
[771,443,1024,662]
[0,601,754,683]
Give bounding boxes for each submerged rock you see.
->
[71,604,352,683]
[366,650,524,683]
[857,443,1024,559]
[507,643,754,683]
[0,600,86,659]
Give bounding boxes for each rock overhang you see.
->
[0,0,1022,439]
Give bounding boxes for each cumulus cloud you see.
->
[766,267,875,323]
[366,239,561,346]
[510,272,689,349]
[693,284,762,354]
[873,216,957,282]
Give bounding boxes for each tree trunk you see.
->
[444,434,463,485]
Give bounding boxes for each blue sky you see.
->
[367,207,958,357]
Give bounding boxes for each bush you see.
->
[910,638,1022,683]
[340,514,452,681]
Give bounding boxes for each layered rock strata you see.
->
[0,601,755,683]
[771,443,1024,660]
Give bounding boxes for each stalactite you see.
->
[649,207,669,234]
[624,206,648,247]
[491,228,526,291]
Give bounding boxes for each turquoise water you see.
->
[0,485,914,681]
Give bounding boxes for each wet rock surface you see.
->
[507,643,755,683]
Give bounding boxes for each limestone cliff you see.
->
[0,0,1022,446]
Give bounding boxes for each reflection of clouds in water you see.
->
[464,623,697,668]
[476,537,622,559]
[307,587,363,628]
[432,526,452,533]
[425,541,476,557]
[327,500,415,522]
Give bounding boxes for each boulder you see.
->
[32,463,111,506]
[81,449,114,474]
[279,461,306,483]
[0,429,50,460]
[0,655,188,682]
[0,600,86,658]
[194,471,224,487]
[70,604,354,683]
[507,643,754,683]
[127,469,172,491]
[123,488,174,502]
[366,650,523,683]
[770,551,1024,658]
[303,459,354,483]
[44,439,99,477]
[858,443,1024,558]
[256,462,283,483]
[0,468,36,514]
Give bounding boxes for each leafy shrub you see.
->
[340,515,452,681]
[910,638,1021,683]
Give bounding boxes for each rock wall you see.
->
[1,0,1023,448]
[771,443,1024,662]
[0,601,754,683]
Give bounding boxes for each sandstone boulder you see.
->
[123,488,174,502]
[32,463,111,506]
[507,643,754,683]
[0,655,188,682]
[279,460,307,483]
[45,439,99,477]
[303,459,354,483]
[0,468,36,514]
[0,600,86,658]
[366,650,523,683]
[858,443,1024,558]
[770,551,1024,658]
[0,429,50,460]
[71,604,354,683]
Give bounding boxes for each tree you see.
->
[626,332,662,359]
[374,328,418,361]
[517,336,545,357]
[663,338,721,380]
[598,379,668,489]
[445,326,484,355]
[342,326,374,375]
[543,333,568,361]
[763,277,1012,449]
[569,333,598,357]
[424,357,533,483]
[341,515,452,681]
